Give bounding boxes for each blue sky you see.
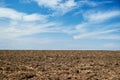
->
[0,0,120,50]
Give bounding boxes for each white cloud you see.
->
[35,0,61,8]
[33,0,111,15]
[84,10,120,22]
[75,23,87,33]
[77,0,98,7]
[23,13,47,22]
[32,0,77,15]
[56,0,76,15]
[0,21,62,39]
[78,0,112,7]
[72,10,120,40]
[0,7,23,20]
[0,7,64,39]
[0,7,47,22]
[21,0,113,16]
[74,29,119,39]
[1,7,119,40]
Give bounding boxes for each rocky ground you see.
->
[0,50,120,80]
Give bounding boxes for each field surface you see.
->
[0,50,120,80]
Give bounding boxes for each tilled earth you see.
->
[0,50,120,80]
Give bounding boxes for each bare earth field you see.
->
[0,50,120,80]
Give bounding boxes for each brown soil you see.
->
[0,50,120,80]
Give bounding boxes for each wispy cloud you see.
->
[84,10,120,22]
[74,29,119,39]
[26,0,109,16]
[33,0,77,15]
[0,7,64,39]
[0,7,47,22]
[73,10,120,40]
[78,0,112,7]
[0,5,119,40]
